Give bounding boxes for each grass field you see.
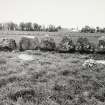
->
[0,31,105,105]
[0,31,105,44]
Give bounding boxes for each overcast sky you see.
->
[0,0,105,28]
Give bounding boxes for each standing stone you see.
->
[0,38,17,51]
[19,36,39,51]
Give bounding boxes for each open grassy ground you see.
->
[0,31,105,105]
[0,50,105,105]
[0,31,105,44]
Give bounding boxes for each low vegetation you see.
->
[0,51,105,105]
[40,36,56,51]
[56,36,75,52]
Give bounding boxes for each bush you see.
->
[40,36,56,51]
[56,36,75,53]
[76,37,94,53]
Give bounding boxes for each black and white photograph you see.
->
[0,0,105,104]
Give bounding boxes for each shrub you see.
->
[56,36,75,53]
[40,36,56,51]
[82,59,105,72]
[76,37,94,53]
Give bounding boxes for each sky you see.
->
[0,0,105,28]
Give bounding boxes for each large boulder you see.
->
[19,36,39,51]
[40,36,56,51]
[0,38,17,51]
[56,36,75,52]
[76,37,94,53]
[97,36,105,53]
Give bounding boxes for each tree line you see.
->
[0,22,62,32]
[0,22,105,33]
[81,25,105,33]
